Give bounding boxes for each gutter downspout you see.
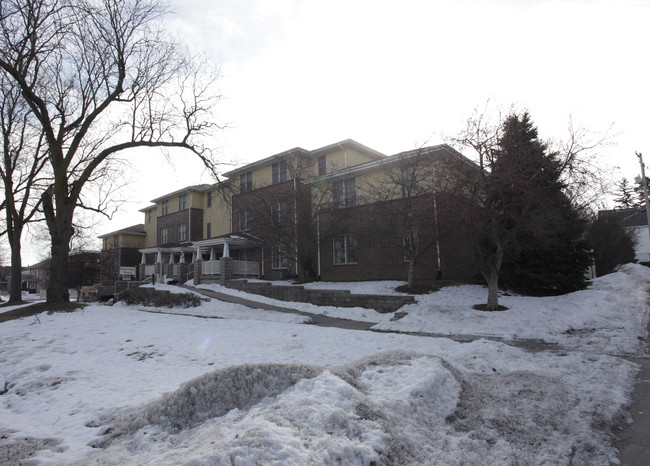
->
[294,175,299,278]
[316,207,321,279]
[431,152,442,278]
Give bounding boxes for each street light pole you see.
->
[635,151,650,241]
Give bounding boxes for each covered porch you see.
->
[138,245,197,283]
[192,233,263,284]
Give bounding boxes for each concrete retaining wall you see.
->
[225,280,415,313]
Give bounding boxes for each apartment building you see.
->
[99,139,478,285]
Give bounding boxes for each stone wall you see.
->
[225,280,415,313]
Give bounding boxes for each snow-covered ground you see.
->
[0,264,648,464]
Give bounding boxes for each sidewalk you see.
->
[615,329,650,465]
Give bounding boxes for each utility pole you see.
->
[635,151,650,241]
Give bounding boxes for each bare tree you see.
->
[361,149,441,289]
[0,75,49,303]
[448,107,601,309]
[0,0,221,302]
[233,155,338,281]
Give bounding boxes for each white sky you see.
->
[21,0,650,264]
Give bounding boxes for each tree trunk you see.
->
[8,227,23,303]
[407,260,416,289]
[46,215,74,303]
[485,267,500,310]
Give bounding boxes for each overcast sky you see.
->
[22,0,650,264]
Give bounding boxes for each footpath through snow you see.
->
[0,264,648,464]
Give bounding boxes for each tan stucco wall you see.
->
[204,194,231,238]
[143,209,157,248]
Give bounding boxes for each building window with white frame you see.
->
[240,171,253,193]
[206,190,212,207]
[333,233,357,265]
[179,193,187,210]
[161,200,169,215]
[178,224,187,241]
[271,245,288,269]
[333,178,356,209]
[239,210,252,231]
[206,222,211,239]
[160,227,168,244]
[148,210,152,224]
[271,202,287,226]
[272,160,287,184]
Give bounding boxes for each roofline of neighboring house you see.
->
[598,206,648,227]
[97,224,146,239]
[222,139,386,178]
[69,249,101,255]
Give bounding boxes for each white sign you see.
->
[119,266,136,276]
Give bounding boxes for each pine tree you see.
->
[496,113,592,295]
[614,178,639,209]
[633,179,647,207]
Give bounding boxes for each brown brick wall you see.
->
[232,180,313,279]
[157,208,203,245]
[318,197,477,282]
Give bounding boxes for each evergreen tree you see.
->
[586,215,637,276]
[496,113,592,295]
[614,178,640,209]
[633,179,647,207]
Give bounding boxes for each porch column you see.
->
[140,253,146,264]
[210,247,216,261]
[223,241,230,258]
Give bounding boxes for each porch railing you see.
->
[144,265,155,276]
[233,260,259,276]
[202,260,221,275]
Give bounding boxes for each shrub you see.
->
[121,288,203,308]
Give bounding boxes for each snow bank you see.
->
[80,351,626,465]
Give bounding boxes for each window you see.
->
[239,210,252,231]
[400,166,418,197]
[113,235,118,248]
[160,228,168,244]
[271,202,287,226]
[206,191,212,207]
[272,160,287,184]
[161,200,169,215]
[317,155,327,176]
[178,224,187,242]
[271,245,288,269]
[179,193,187,210]
[240,171,253,193]
[333,234,357,265]
[333,178,356,209]
[206,222,211,238]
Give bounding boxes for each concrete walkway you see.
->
[615,333,650,465]
[183,285,375,330]
[185,284,649,464]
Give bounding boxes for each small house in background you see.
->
[598,206,650,265]
[98,224,146,284]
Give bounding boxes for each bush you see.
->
[121,288,203,308]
